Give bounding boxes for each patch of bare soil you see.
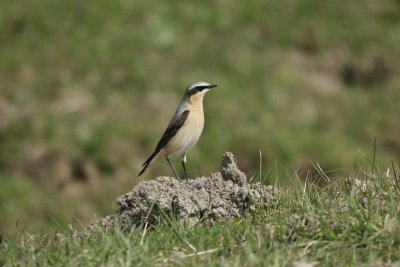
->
[89,152,278,231]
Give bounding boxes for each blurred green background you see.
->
[0,0,399,234]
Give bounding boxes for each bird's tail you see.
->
[138,150,160,177]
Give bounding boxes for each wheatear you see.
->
[138,81,217,179]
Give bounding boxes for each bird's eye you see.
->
[196,86,207,91]
[189,85,209,95]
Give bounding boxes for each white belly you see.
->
[164,112,204,158]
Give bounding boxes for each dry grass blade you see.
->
[140,221,148,246]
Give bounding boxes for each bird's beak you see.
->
[207,84,218,89]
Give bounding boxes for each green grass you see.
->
[0,0,400,254]
[2,165,400,266]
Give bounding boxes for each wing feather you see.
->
[138,110,190,176]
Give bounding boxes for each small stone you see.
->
[220,152,247,186]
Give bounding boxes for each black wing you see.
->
[138,110,190,176]
[153,110,190,154]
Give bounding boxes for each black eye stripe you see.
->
[188,85,210,96]
[195,85,208,91]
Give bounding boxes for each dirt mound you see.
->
[90,152,278,231]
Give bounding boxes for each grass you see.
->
[0,0,400,259]
[2,164,400,266]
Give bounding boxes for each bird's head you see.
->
[185,81,217,98]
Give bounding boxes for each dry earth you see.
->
[87,152,278,232]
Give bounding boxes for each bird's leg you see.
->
[166,157,180,180]
[181,154,187,179]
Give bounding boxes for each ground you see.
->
[2,153,400,266]
[0,0,400,265]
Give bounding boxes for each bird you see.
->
[138,81,217,179]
